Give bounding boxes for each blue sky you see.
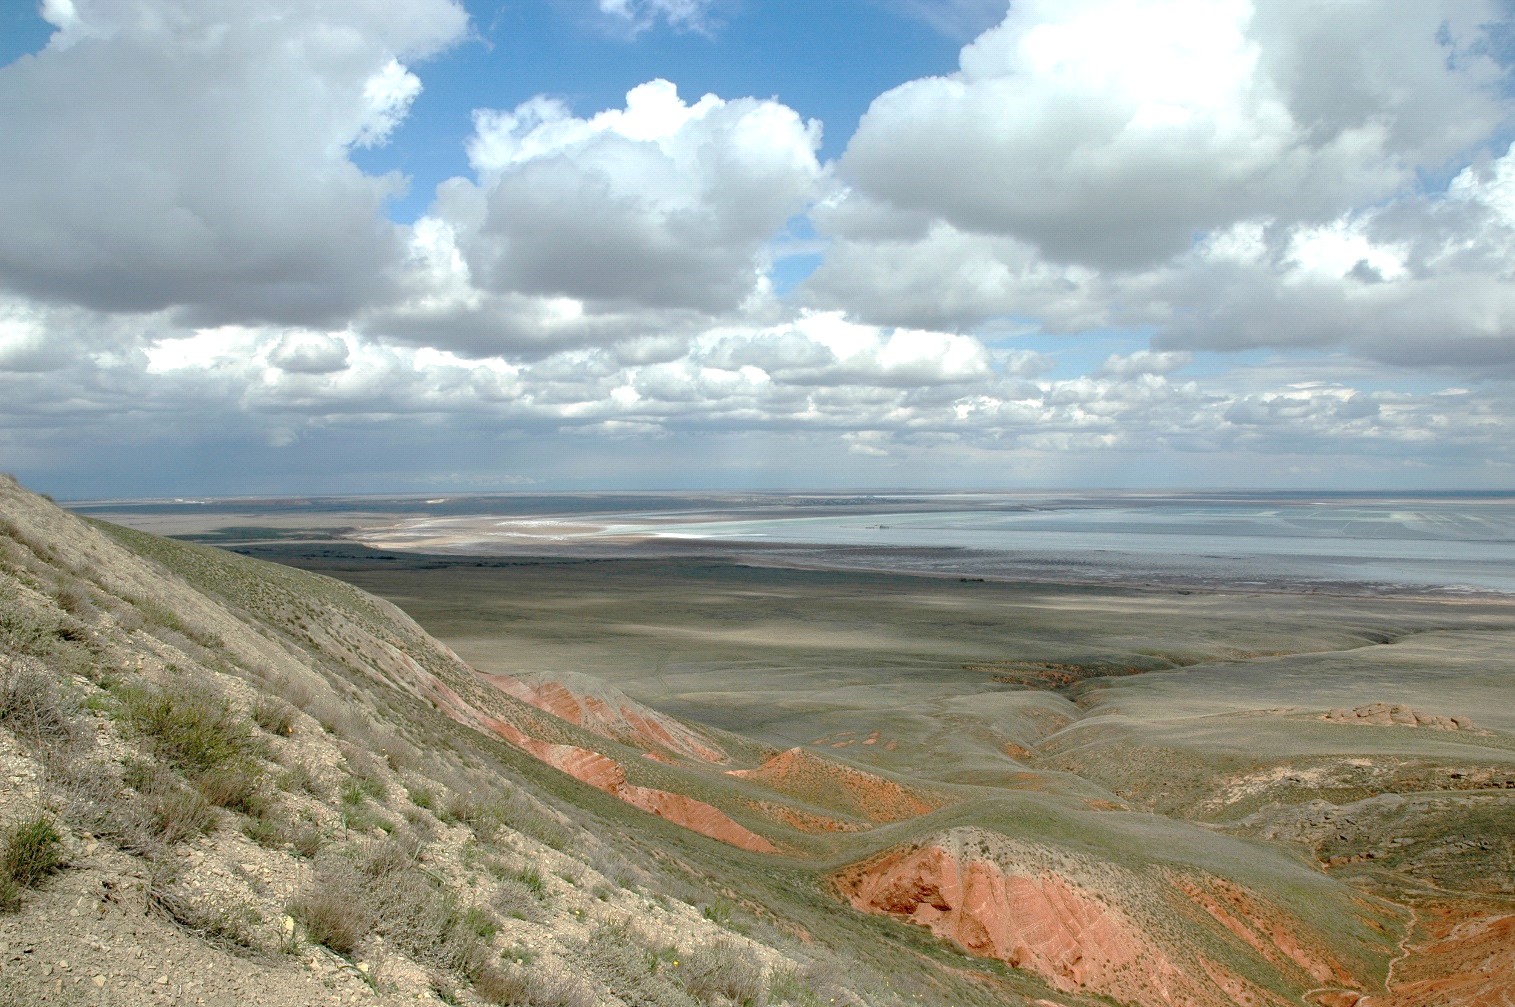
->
[1,0,1514,496]
[345,0,994,221]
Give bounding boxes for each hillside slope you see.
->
[3,476,1511,1007]
[0,476,905,1007]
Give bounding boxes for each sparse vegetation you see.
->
[679,939,767,1006]
[148,865,263,953]
[288,833,525,998]
[7,475,1487,1007]
[123,762,221,847]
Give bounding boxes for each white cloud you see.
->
[1097,351,1191,380]
[2,0,1514,492]
[269,332,353,374]
[371,80,823,359]
[450,80,822,313]
[837,0,1504,268]
[0,0,468,326]
[597,0,715,32]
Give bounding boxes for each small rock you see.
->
[92,975,105,988]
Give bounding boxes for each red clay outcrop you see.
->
[727,747,942,823]
[1367,905,1514,1007]
[483,671,727,762]
[481,720,777,854]
[373,646,773,852]
[832,834,1218,1007]
[1177,876,1355,987]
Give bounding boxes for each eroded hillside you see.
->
[0,477,910,1007]
[4,476,1513,1007]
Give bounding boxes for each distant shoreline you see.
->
[71,489,1515,599]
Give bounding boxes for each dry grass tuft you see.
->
[472,963,597,1007]
[679,939,766,1006]
[122,762,220,848]
[0,663,81,748]
[251,696,296,737]
[289,833,524,999]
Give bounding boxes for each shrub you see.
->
[340,777,383,807]
[466,791,574,850]
[491,878,544,922]
[119,682,261,778]
[0,815,64,912]
[578,920,698,1007]
[49,584,92,618]
[2,816,64,887]
[123,763,219,847]
[276,761,321,796]
[243,817,285,850]
[288,884,370,957]
[290,834,507,988]
[473,964,596,1007]
[0,664,79,748]
[290,821,325,859]
[196,764,266,814]
[516,866,546,896]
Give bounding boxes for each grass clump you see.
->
[119,681,261,778]
[0,814,65,912]
[119,681,269,814]
[491,878,545,922]
[122,763,220,847]
[577,919,699,1007]
[472,964,596,1007]
[289,834,510,997]
[251,696,296,737]
[243,816,286,850]
[276,761,321,797]
[454,790,575,850]
[290,821,325,859]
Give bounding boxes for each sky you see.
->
[2,0,1515,498]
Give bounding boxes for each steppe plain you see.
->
[24,491,1515,1006]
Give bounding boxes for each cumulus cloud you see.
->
[3,0,1514,492]
[268,332,352,374]
[804,1,1515,379]
[1097,351,1191,379]
[455,80,821,312]
[370,80,823,358]
[0,0,468,326]
[836,0,1505,269]
[1133,141,1515,370]
[697,312,994,387]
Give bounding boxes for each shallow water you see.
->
[592,493,1515,594]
